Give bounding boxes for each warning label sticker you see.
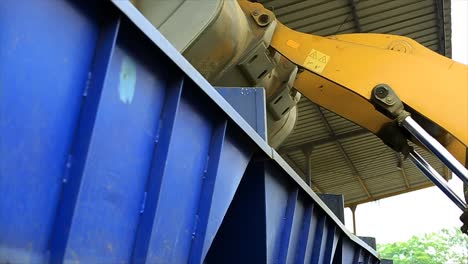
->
[303,49,330,74]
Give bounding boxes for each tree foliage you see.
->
[377,227,468,264]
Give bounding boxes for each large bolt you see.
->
[259,14,270,24]
[375,86,389,99]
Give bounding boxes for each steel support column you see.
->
[303,149,312,187]
[396,152,411,189]
[350,205,357,235]
[284,154,324,193]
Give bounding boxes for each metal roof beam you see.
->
[345,182,434,207]
[434,0,446,55]
[279,128,369,154]
[314,105,373,199]
[348,0,362,32]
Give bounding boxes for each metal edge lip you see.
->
[111,0,379,258]
[110,0,273,159]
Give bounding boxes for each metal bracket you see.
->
[267,67,299,120]
[238,43,274,84]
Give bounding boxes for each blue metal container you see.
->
[0,1,379,263]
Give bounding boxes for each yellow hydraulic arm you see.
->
[240,0,468,167]
[271,23,468,166]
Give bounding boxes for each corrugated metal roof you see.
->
[259,0,452,206]
[260,0,451,55]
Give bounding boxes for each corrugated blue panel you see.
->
[0,0,380,263]
[204,161,268,263]
[295,201,314,263]
[50,18,176,263]
[341,238,357,264]
[216,87,267,140]
[204,161,378,264]
[0,0,101,262]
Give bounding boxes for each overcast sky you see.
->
[344,0,468,244]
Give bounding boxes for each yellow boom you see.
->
[273,22,468,164]
[240,0,468,166]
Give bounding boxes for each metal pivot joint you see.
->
[371,83,468,212]
[371,84,410,123]
[372,84,412,157]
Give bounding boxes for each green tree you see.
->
[377,227,468,264]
